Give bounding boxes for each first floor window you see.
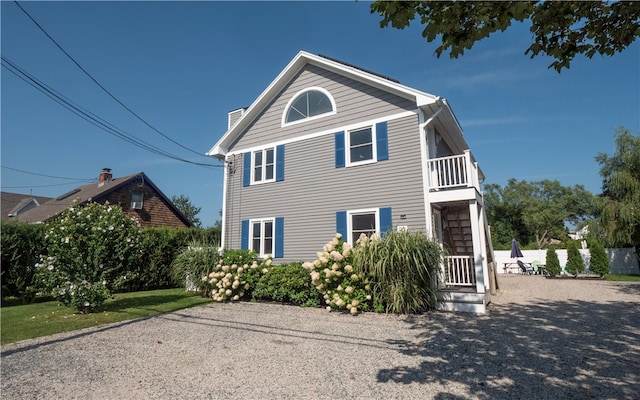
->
[337,207,392,245]
[251,218,274,257]
[349,210,377,244]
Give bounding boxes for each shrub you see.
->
[303,234,373,315]
[545,247,561,277]
[205,250,268,302]
[566,240,585,276]
[352,229,442,314]
[34,201,142,313]
[252,262,321,307]
[171,244,221,296]
[0,222,46,303]
[589,241,610,277]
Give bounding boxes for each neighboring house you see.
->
[207,51,496,313]
[1,192,53,221]
[15,169,192,228]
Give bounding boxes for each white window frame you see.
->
[347,208,380,245]
[249,218,275,258]
[251,147,276,185]
[282,87,336,127]
[346,124,378,167]
[131,191,144,210]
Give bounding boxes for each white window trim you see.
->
[347,208,380,245]
[249,217,275,258]
[131,191,144,210]
[281,86,337,127]
[251,147,276,185]
[346,124,378,167]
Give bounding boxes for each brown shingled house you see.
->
[14,169,192,228]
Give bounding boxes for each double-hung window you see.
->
[336,207,393,245]
[253,148,275,183]
[251,218,274,257]
[335,121,388,168]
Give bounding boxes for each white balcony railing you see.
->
[427,150,482,191]
[443,255,476,286]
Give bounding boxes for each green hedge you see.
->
[1,221,221,303]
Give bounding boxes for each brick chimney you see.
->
[98,168,112,187]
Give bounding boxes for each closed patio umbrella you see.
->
[510,239,524,259]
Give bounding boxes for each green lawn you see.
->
[0,288,212,345]
[605,273,640,282]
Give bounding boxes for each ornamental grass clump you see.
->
[351,229,442,314]
[302,233,373,315]
[34,200,142,313]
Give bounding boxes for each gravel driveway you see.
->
[2,275,639,399]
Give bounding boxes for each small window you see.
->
[349,210,378,244]
[253,148,275,184]
[251,218,274,257]
[284,88,335,125]
[131,192,143,210]
[349,127,374,164]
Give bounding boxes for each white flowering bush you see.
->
[302,233,373,315]
[204,250,271,302]
[35,200,142,313]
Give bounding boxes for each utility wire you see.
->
[13,0,209,158]
[1,165,94,181]
[1,56,221,168]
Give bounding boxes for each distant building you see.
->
[13,169,192,228]
[1,192,53,221]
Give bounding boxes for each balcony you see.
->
[426,150,484,203]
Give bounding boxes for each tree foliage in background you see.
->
[0,222,46,303]
[370,1,640,72]
[545,247,561,277]
[172,194,202,228]
[566,240,585,276]
[589,240,610,277]
[484,179,595,250]
[591,127,640,253]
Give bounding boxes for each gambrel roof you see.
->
[207,50,469,159]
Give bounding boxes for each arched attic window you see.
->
[283,87,336,126]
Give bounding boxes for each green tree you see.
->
[566,240,585,276]
[484,179,595,250]
[545,247,561,277]
[370,1,640,72]
[589,240,610,277]
[593,127,640,253]
[35,201,142,313]
[171,195,202,228]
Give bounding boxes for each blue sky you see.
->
[2,1,638,227]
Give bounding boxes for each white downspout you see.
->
[219,155,229,251]
[418,98,444,239]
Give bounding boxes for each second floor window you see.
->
[253,148,275,183]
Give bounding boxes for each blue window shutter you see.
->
[376,121,388,161]
[243,152,251,187]
[276,145,285,182]
[336,211,347,240]
[275,217,284,258]
[241,219,249,250]
[379,207,392,237]
[335,131,345,168]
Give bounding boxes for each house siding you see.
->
[100,181,189,228]
[229,64,416,151]
[224,115,427,263]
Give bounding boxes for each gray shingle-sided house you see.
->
[207,51,496,312]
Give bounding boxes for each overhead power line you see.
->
[13,0,208,158]
[1,165,95,181]
[1,56,220,169]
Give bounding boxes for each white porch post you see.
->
[468,199,485,294]
[476,201,490,289]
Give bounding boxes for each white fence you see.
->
[494,248,639,275]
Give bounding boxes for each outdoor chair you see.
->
[517,260,534,275]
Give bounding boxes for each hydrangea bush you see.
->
[302,233,373,315]
[35,201,142,313]
[205,255,271,302]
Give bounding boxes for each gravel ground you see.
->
[2,275,640,400]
